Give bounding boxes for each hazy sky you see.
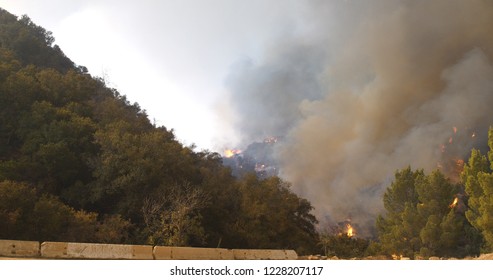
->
[0,0,303,150]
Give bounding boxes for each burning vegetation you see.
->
[222,137,281,178]
[318,220,369,259]
[221,0,493,259]
[225,0,493,249]
[436,126,478,182]
[449,197,459,209]
[333,219,356,238]
[224,149,242,158]
[346,224,355,238]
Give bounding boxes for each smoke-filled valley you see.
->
[4,1,493,259]
[225,0,493,236]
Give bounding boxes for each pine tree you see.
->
[377,167,424,258]
[462,127,493,251]
[415,170,457,257]
[377,167,481,258]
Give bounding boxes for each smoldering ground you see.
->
[225,0,493,236]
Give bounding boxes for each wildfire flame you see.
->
[449,197,459,208]
[453,127,457,134]
[346,224,354,237]
[224,149,241,158]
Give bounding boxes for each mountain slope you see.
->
[0,8,318,254]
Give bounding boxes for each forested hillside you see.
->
[3,7,493,260]
[0,8,318,254]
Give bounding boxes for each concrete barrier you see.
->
[285,250,298,260]
[0,240,40,258]
[40,241,67,258]
[0,239,297,260]
[41,242,153,259]
[232,249,298,260]
[476,253,493,260]
[153,246,234,260]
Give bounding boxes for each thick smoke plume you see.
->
[226,0,493,236]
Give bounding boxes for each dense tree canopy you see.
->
[376,167,481,259]
[462,128,493,251]
[0,8,318,253]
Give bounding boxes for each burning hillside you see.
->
[437,126,480,182]
[225,0,493,237]
[224,149,242,158]
[222,137,281,178]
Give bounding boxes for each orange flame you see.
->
[453,127,457,134]
[472,132,476,138]
[449,197,459,208]
[346,224,354,237]
[224,149,241,158]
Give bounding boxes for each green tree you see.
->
[439,209,481,258]
[88,121,198,222]
[462,127,493,251]
[461,149,489,229]
[475,172,493,250]
[376,167,424,258]
[377,167,480,258]
[4,100,97,198]
[0,180,37,240]
[0,10,74,71]
[415,170,458,257]
[0,180,131,243]
[233,175,318,255]
[195,151,243,248]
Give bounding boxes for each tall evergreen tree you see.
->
[377,167,423,258]
[416,171,453,256]
[462,127,493,251]
[377,167,481,258]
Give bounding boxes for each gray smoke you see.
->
[226,0,493,236]
[225,43,326,145]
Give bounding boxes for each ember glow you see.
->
[224,149,242,158]
[449,197,459,208]
[346,224,354,238]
